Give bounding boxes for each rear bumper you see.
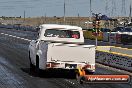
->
[46,62,95,72]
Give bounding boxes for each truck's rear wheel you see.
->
[75,69,86,84]
[35,56,40,76]
[76,73,85,84]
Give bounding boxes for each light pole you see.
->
[78,13,80,26]
[64,0,66,24]
[24,10,25,22]
[129,1,132,23]
[89,0,92,21]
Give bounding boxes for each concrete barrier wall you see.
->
[96,46,132,72]
[97,46,132,56]
[97,46,111,51]
[110,47,132,56]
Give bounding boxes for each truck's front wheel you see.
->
[35,56,40,76]
[29,52,35,72]
[30,62,35,71]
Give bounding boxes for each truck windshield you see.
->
[44,29,80,39]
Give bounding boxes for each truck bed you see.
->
[47,43,95,64]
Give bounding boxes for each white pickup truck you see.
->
[28,24,95,75]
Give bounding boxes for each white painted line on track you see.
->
[5,34,9,36]
[65,79,75,85]
[0,33,4,35]
[16,37,20,39]
[8,35,13,37]
[12,36,17,38]
[20,38,25,40]
[0,32,31,42]
[23,39,30,41]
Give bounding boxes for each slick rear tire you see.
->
[77,76,85,84]
[76,73,85,84]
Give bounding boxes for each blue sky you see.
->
[0,0,131,17]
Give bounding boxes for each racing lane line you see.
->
[65,79,75,85]
[0,32,31,42]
